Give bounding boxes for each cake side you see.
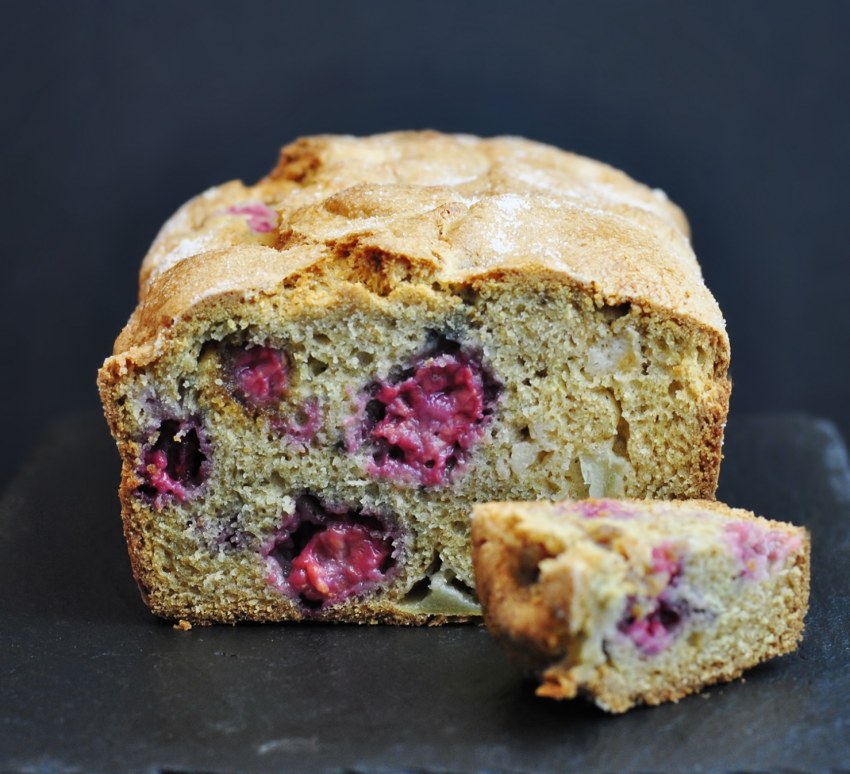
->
[471,499,810,711]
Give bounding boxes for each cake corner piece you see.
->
[470,498,810,712]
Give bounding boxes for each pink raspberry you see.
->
[724,521,801,580]
[229,345,289,408]
[261,495,399,611]
[363,349,498,487]
[226,202,278,233]
[288,523,392,604]
[574,499,634,519]
[619,597,684,655]
[650,543,683,585]
[618,542,686,655]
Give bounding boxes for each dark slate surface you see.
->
[2,414,849,773]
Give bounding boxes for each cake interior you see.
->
[102,270,728,623]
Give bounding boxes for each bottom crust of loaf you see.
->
[471,499,810,712]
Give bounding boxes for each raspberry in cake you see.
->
[261,493,399,612]
[224,344,290,409]
[137,417,210,510]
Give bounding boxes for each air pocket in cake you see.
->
[137,417,210,509]
[269,398,323,447]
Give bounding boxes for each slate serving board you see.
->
[2,414,849,773]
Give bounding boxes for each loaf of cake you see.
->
[98,131,731,624]
[471,499,809,712]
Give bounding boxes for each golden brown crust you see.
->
[117,131,726,360]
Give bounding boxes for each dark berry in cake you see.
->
[618,544,687,655]
[353,339,501,487]
[226,344,289,409]
[261,494,398,610]
[138,418,209,509]
[618,596,688,655]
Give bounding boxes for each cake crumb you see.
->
[174,619,193,631]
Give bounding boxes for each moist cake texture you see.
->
[98,131,731,624]
[471,499,809,712]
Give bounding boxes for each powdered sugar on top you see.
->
[201,184,226,201]
[153,185,226,245]
[480,194,533,255]
[120,132,727,352]
[493,192,531,215]
[508,165,676,227]
[148,235,217,284]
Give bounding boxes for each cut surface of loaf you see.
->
[471,499,810,712]
[98,131,731,624]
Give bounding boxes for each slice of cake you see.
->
[98,131,730,624]
[471,499,809,712]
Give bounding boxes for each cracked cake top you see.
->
[112,131,727,357]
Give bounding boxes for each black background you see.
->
[2,1,849,490]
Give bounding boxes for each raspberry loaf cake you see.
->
[471,499,809,712]
[98,131,731,624]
